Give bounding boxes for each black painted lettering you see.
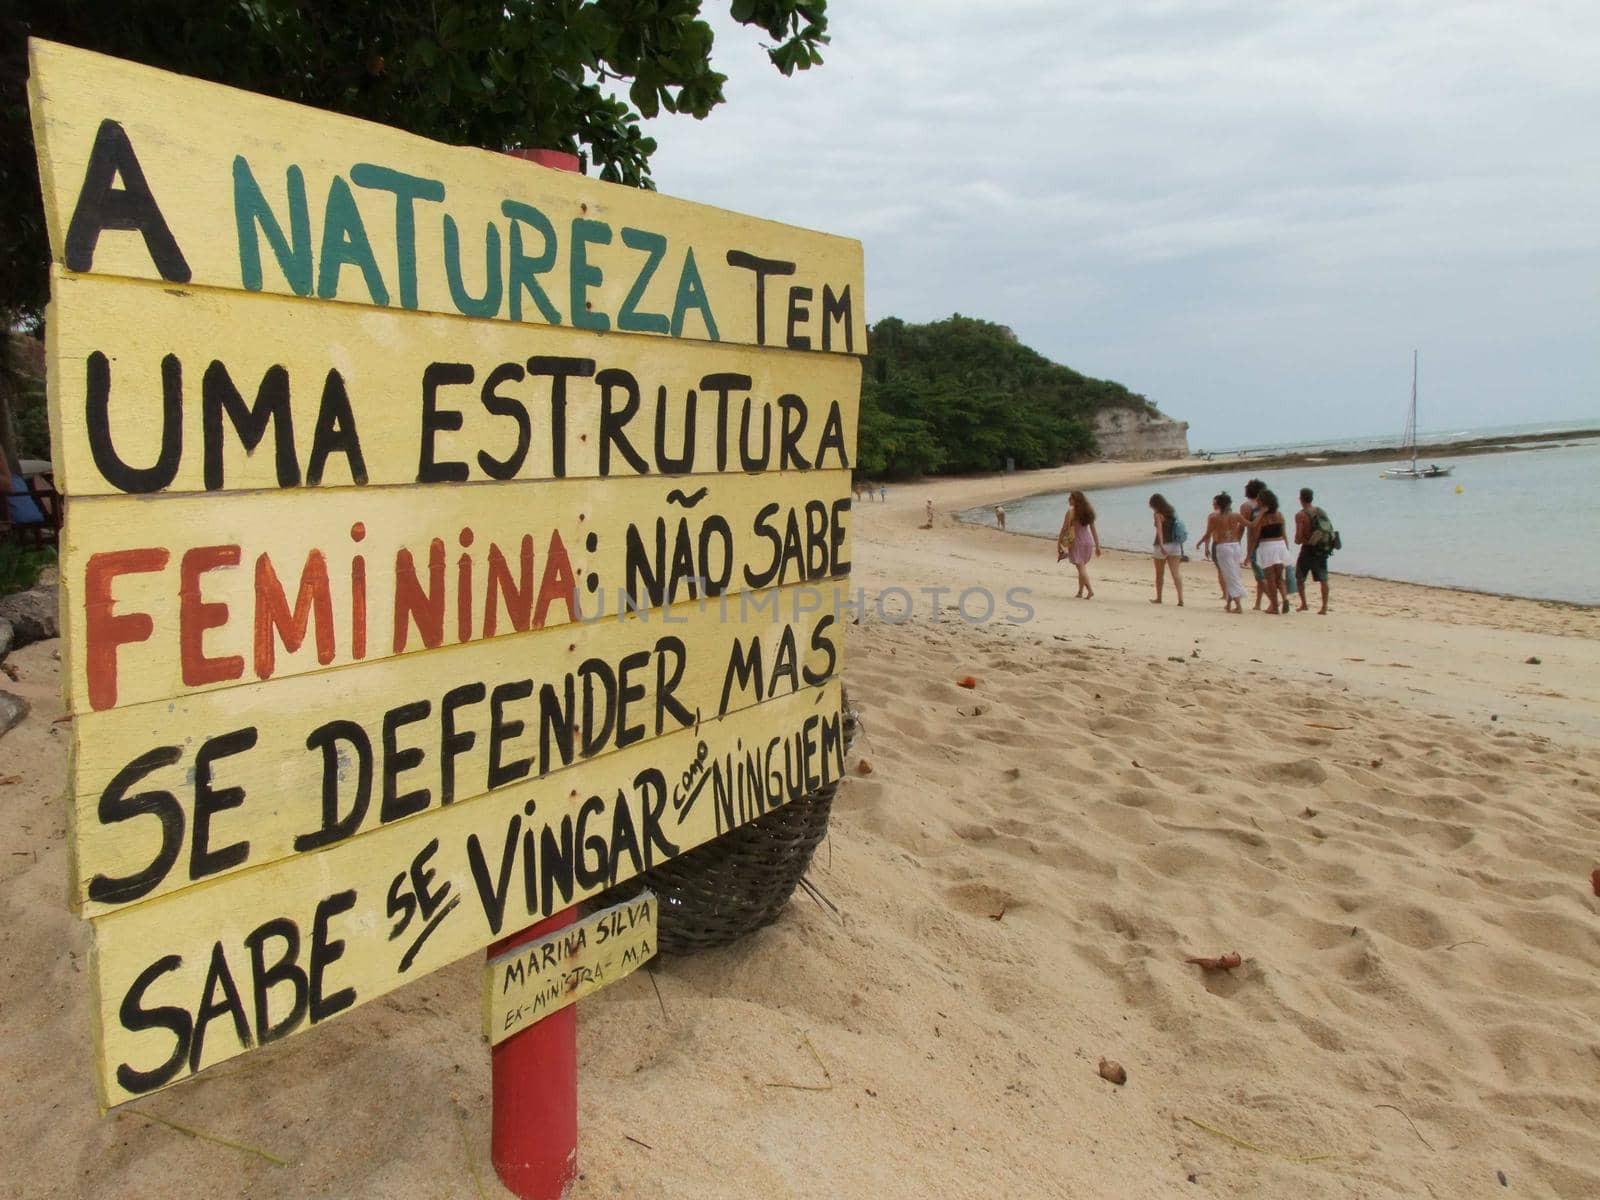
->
[778,394,810,469]
[574,795,609,889]
[305,369,369,486]
[607,798,644,883]
[64,119,191,281]
[295,719,373,852]
[308,889,358,1022]
[698,373,751,472]
[786,285,813,350]
[739,396,772,471]
[88,745,184,906]
[115,954,192,1095]
[821,284,854,352]
[815,400,849,468]
[724,251,795,346]
[244,918,308,1045]
[804,616,838,685]
[636,768,677,866]
[805,499,830,577]
[467,814,521,935]
[536,676,576,767]
[831,497,852,575]
[189,942,252,1072]
[653,636,693,733]
[596,367,648,475]
[654,384,696,473]
[476,362,531,480]
[573,661,612,759]
[190,727,257,880]
[488,680,534,788]
[85,351,183,493]
[419,362,472,482]
[743,502,782,589]
[538,818,575,916]
[202,361,299,490]
[614,649,649,749]
[770,626,800,697]
[380,699,432,822]
[439,682,485,805]
[526,357,594,478]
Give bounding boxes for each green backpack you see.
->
[1307,508,1341,552]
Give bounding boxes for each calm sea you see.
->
[963,438,1600,605]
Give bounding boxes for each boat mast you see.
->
[1407,349,1419,470]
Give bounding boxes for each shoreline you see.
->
[954,513,1598,614]
[861,461,1600,744]
[892,428,1600,515]
[1161,427,1600,477]
[930,449,1598,612]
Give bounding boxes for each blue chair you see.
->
[4,470,60,549]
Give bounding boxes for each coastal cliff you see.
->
[859,314,1182,477]
[1092,407,1190,461]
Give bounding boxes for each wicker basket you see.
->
[596,690,857,955]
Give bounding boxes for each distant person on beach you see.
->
[994,504,1006,530]
[1056,490,1101,599]
[1294,487,1332,614]
[879,484,887,503]
[1148,493,1185,606]
[1240,478,1268,611]
[922,498,934,528]
[1200,491,1248,613]
[1248,488,1294,613]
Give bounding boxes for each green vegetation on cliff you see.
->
[857,314,1156,479]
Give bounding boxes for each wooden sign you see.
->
[46,271,862,498]
[89,681,843,1104]
[28,37,862,1109]
[486,893,657,1046]
[28,41,866,353]
[70,590,844,916]
[61,469,852,711]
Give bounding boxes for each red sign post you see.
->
[486,141,585,1200]
[489,906,579,1199]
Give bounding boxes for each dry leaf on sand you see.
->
[1183,951,1243,971]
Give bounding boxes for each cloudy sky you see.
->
[636,1,1599,448]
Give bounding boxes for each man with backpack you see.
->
[1294,487,1338,614]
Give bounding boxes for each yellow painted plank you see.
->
[484,893,657,1045]
[28,40,866,355]
[60,469,853,712]
[45,271,861,498]
[90,680,845,1107]
[71,584,847,916]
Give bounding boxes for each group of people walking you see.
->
[1056,479,1337,614]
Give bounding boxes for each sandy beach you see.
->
[5,457,1600,1199]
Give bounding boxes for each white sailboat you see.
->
[1380,350,1453,479]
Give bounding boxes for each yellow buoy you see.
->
[1455,484,1464,494]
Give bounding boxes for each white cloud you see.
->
[633,1,1600,444]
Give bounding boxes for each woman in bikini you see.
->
[1056,490,1101,598]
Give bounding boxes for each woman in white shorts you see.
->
[1249,488,1295,613]
[1148,493,1185,606]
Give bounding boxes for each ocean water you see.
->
[963,439,1600,605]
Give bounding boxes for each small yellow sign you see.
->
[485,893,658,1045]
